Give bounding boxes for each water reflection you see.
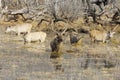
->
[50,57,64,72]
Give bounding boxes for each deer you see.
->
[66,29,84,54]
[5,23,32,36]
[50,25,67,58]
[89,25,118,43]
[23,31,47,44]
[69,30,84,45]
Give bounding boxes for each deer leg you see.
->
[17,32,20,36]
[23,38,27,45]
[102,39,106,43]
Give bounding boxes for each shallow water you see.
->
[0,25,120,80]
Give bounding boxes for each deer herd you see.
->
[5,22,119,57]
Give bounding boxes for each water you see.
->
[0,24,120,80]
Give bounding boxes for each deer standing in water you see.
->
[50,26,67,58]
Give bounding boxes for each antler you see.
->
[61,22,68,35]
[112,25,119,31]
[50,20,68,35]
[50,20,60,34]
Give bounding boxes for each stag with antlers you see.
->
[50,25,67,58]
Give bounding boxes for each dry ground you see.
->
[0,23,120,80]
